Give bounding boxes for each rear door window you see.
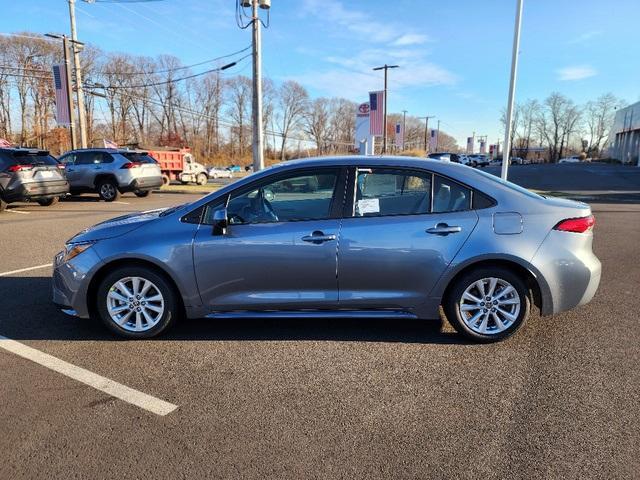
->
[354,168,431,217]
[433,175,472,213]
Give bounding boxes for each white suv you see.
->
[58,149,163,201]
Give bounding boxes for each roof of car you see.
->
[62,148,148,154]
[0,147,50,154]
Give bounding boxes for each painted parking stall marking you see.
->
[0,263,52,277]
[0,335,178,416]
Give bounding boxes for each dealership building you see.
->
[608,101,640,165]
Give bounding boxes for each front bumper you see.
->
[52,246,103,319]
[3,180,69,202]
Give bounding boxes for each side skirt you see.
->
[205,310,418,320]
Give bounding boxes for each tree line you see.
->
[501,92,625,162]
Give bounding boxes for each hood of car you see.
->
[68,208,165,243]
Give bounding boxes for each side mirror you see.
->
[212,208,228,236]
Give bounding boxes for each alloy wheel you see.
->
[100,183,116,200]
[106,276,165,332]
[458,277,521,335]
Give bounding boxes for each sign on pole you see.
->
[355,102,373,155]
[466,137,474,154]
[52,64,71,125]
[395,122,404,150]
[480,140,486,154]
[429,129,438,152]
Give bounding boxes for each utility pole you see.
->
[435,119,441,152]
[418,116,434,153]
[251,0,265,171]
[68,0,87,148]
[401,110,407,151]
[373,64,399,154]
[471,130,476,154]
[502,0,524,180]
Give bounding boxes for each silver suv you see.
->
[0,148,69,212]
[58,149,163,201]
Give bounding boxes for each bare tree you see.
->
[536,93,577,162]
[584,93,625,158]
[226,75,252,156]
[303,97,330,154]
[275,80,309,161]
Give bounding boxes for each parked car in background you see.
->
[207,167,233,179]
[468,154,491,167]
[58,149,163,202]
[559,155,581,164]
[147,148,209,186]
[53,156,601,343]
[0,148,68,212]
[427,152,452,162]
[510,157,525,165]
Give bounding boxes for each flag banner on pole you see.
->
[395,122,404,149]
[466,137,473,154]
[0,138,13,147]
[52,64,70,126]
[369,91,384,136]
[354,102,371,151]
[429,129,438,151]
[103,139,118,149]
[480,140,486,154]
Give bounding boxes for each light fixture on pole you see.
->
[502,0,524,180]
[372,64,399,154]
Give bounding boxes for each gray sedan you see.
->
[52,156,601,342]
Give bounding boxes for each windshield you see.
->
[121,152,157,164]
[1,151,58,166]
[472,168,542,199]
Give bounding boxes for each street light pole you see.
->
[373,64,399,154]
[435,119,441,152]
[251,0,265,171]
[402,110,407,151]
[418,116,434,153]
[502,0,524,180]
[68,0,87,148]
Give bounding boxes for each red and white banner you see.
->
[369,90,385,136]
[395,122,404,149]
[52,64,71,125]
[103,139,118,149]
[479,140,486,154]
[466,137,474,154]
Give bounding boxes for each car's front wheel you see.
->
[98,179,121,202]
[134,190,151,198]
[196,173,208,185]
[443,267,531,342]
[96,266,179,339]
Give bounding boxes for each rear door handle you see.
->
[302,231,337,244]
[426,223,462,235]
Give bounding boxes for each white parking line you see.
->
[0,335,178,416]
[0,263,52,277]
[112,201,130,205]
[6,209,30,215]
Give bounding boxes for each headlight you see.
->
[62,241,95,263]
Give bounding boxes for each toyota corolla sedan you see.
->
[52,156,601,342]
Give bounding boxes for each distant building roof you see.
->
[610,101,640,134]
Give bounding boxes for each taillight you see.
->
[57,163,65,169]
[554,215,595,233]
[121,162,142,169]
[7,164,33,172]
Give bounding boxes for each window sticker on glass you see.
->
[356,198,380,215]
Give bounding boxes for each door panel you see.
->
[337,211,478,309]
[193,219,340,311]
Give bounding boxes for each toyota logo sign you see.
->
[358,103,370,114]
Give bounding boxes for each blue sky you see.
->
[3,0,639,146]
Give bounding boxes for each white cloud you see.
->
[392,33,430,46]
[568,30,602,44]
[557,65,597,81]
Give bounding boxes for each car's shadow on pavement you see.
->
[0,276,465,345]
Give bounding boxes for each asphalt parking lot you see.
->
[1,165,639,479]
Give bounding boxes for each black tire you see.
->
[196,173,208,186]
[95,266,179,339]
[134,190,151,198]
[97,179,121,202]
[37,197,59,207]
[443,266,531,342]
[472,161,478,168]
[161,175,170,186]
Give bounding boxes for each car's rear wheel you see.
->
[443,267,530,342]
[98,179,121,202]
[37,197,59,207]
[161,175,170,186]
[134,190,151,198]
[96,266,178,339]
[196,173,208,186]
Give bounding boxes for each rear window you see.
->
[121,152,158,164]
[0,151,58,167]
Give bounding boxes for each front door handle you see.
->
[302,231,337,244]
[426,223,462,235]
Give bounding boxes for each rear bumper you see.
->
[3,180,69,202]
[531,230,602,315]
[121,176,163,192]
